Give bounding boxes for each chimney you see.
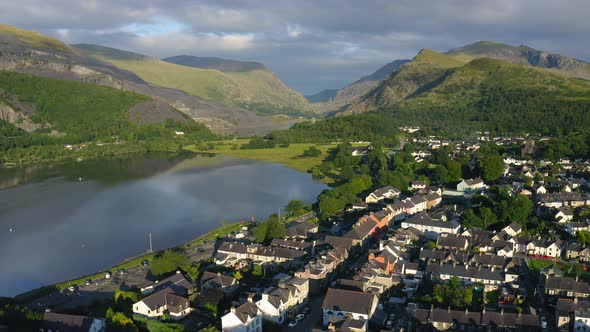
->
[176,270,181,274]
[575,297,579,304]
[491,266,494,272]
[482,306,486,314]
[447,306,451,313]
[247,293,255,303]
[501,308,504,315]
[230,306,236,313]
[465,308,468,315]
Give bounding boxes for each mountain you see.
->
[162,55,266,72]
[445,41,590,80]
[75,44,310,117]
[0,24,295,136]
[308,59,409,113]
[343,49,464,114]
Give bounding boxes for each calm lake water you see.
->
[0,153,328,297]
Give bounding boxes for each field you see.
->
[184,139,340,179]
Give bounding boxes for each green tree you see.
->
[578,230,590,246]
[285,199,306,216]
[481,154,504,181]
[446,160,462,182]
[500,194,533,225]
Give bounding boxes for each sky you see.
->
[1,0,589,95]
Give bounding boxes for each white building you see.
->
[322,288,378,326]
[221,301,262,332]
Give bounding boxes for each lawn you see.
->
[184,139,340,181]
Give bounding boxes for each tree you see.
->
[446,160,462,182]
[301,146,321,157]
[233,271,243,281]
[578,230,590,246]
[462,210,484,229]
[432,277,473,308]
[500,194,533,226]
[285,199,306,216]
[481,154,504,181]
[480,207,498,228]
[432,165,449,184]
[252,264,264,277]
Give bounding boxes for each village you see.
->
[37,132,590,332]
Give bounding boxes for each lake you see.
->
[0,153,328,297]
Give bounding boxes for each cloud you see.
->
[0,0,588,94]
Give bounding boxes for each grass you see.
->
[0,23,70,52]
[184,139,338,179]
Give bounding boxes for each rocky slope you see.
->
[0,24,290,135]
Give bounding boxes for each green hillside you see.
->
[0,71,211,143]
[344,49,465,114]
[73,44,310,116]
[386,57,590,134]
[0,23,70,52]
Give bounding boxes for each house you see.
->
[556,207,575,223]
[502,222,522,237]
[545,276,590,300]
[401,212,460,239]
[555,298,590,331]
[322,288,378,326]
[568,221,590,236]
[409,307,539,332]
[532,239,564,258]
[295,248,347,295]
[426,263,504,291]
[255,277,309,324]
[140,271,194,295]
[215,241,306,266]
[40,312,106,332]
[221,299,262,332]
[409,181,427,191]
[424,192,442,209]
[133,290,192,320]
[365,186,401,203]
[457,178,486,194]
[575,310,590,332]
[436,234,469,251]
[285,219,319,239]
[200,271,239,294]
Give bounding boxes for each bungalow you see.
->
[133,290,191,320]
[365,186,401,203]
[140,271,194,295]
[426,263,504,291]
[221,300,262,332]
[322,288,378,326]
[200,271,239,294]
[40,312,106,332]
[457,178,486,194]
[401,212,460,239]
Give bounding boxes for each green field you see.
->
[184,139,339,177]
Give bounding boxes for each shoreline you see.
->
[13,221,245,303]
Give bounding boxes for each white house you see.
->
[221,300,262,332]
[532,239,564,258]
[401,212,460,239]
[322,288,378,326]
[365,186,401,203]
[502,222,522,237]
[574,310,590,332]
[255,277,309,324]
[457,178,486,194]
[133,290,191,320]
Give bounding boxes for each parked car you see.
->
[141,260,149,267]
[67,285,76,292]
[295,313,305,321]
[85,279,91,286]
[288,320,298,328]
[198,247,205,253]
